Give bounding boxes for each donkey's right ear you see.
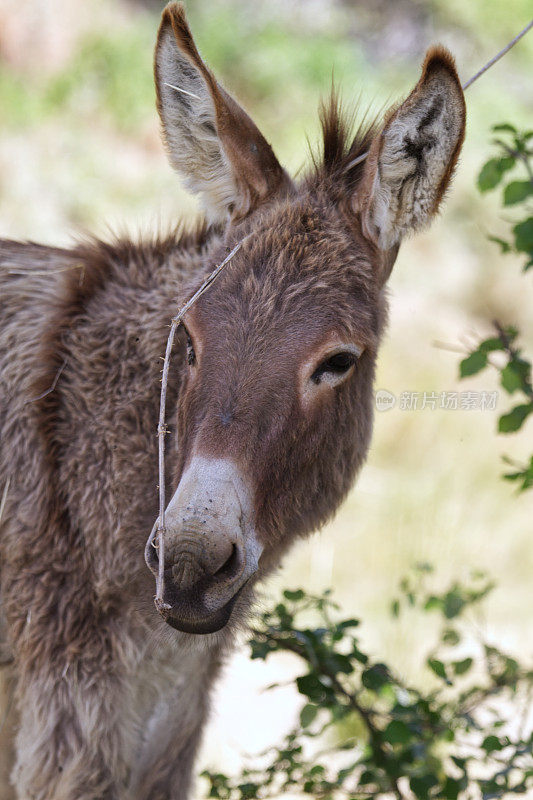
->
[155,3,292,223]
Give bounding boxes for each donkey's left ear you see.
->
[357,47,466,255]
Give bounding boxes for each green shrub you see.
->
[460,124,532,490]
[202,567,532,799]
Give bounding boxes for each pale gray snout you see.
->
[145,457,262,634]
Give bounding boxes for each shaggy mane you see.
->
[309,91,380,189]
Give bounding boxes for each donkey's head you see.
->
[145,2,466,634]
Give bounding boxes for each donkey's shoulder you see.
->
[0,238,75,303]
[0,240,78,394]
[0,238,70,262]
[0,225,215,349]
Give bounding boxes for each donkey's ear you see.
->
[155,2,292,223]
[357,47,466,254]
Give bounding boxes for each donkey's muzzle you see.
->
[145,528,250,634]
[157,579,247,635]
[145,457,261,634]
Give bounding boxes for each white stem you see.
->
[154,238,247,606]
[342,20,533,175]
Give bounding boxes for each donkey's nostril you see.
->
[165,527,245,592]
[213,543,239,579]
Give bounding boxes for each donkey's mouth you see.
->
[160,583,247,634]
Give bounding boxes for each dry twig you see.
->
[151,238,247,607]
[343,20,533,174]
[148,19,533,609]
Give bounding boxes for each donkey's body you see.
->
[0,3,466,798]
[0,235,226,798]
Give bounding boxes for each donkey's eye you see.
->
[185,331,196,366]
[312,351,358,385]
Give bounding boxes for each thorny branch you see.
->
[148,20,533,606]
[152,238,247,606]
[493,320,533,399]
[344,20,533,172]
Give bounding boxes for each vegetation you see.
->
[202,567,533,800]
[459,124,532,490]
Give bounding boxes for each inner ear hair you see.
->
[363,46,466,252]
[154,2,292,223]
[155,6,237,221]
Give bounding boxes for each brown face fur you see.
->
[143,2,466,632]
[173,196,385,573]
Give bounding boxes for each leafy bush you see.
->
[202,566,532,800]
[460,124,532,490]
[476,124,533,270]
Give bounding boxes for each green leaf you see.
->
[300,703,319,728]
[514,217,533,254]
[427,658,448,681]
[482,734,504,753]
[250,640,276,660]
[477,156,515,191]
[383,720,412,744]
[442,776,466,800]
[500,362,525,394]
[442,628,460,646]
[498,403,532,433]
[453,657,473,675]
[503,456,533,491]
[410,774,439,800]
[337,618,361,630]
[283,589,305,601]
[424,595,443,612]
[350,644,369,665]
[503,180,533,205]
[337,764,358,783]
[460,350,487,378]
[296,674,334,705]
[327,653,354,675]
[443,588,466,619]
[361,663,390,692]
[479,337,505,353]
[237,782,259,798]
[274,602,288,615]
[359,769,376,785]
[492,123,517,134]
[391,599,400,618]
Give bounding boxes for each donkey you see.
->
[0,3,466,798]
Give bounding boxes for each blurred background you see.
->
[1,0,531,789]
